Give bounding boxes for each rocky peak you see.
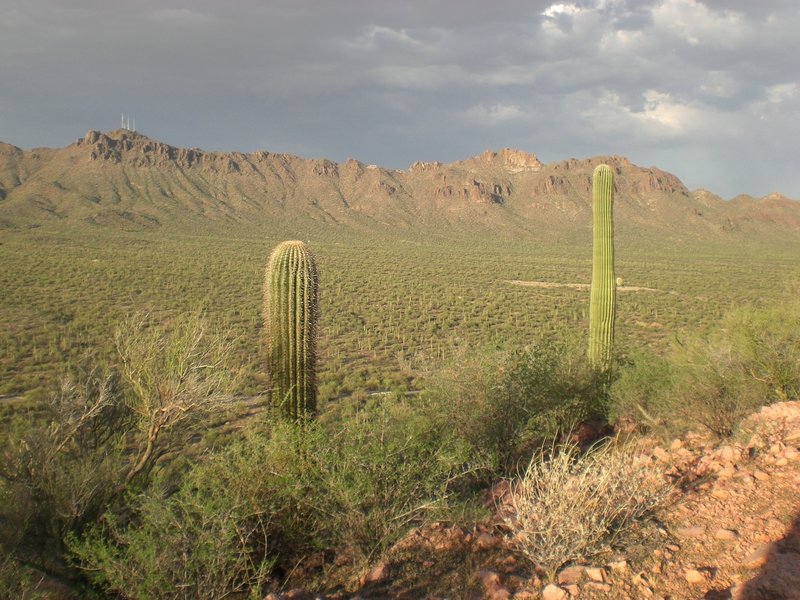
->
[409,160,443,173]
[482,148,542,171]
[76,129,211,169]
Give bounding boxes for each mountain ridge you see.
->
[0,129,798,240]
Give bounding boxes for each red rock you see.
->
[584,567,607,583]
[676,525,705,538]
[715,528,739,541]
[684,568,707,584]
[652,447,670,462]
[729,583,746,600]
[711,487,730,499]
[608,559,628,572]
[478,570,502,588]
[541,584,568,600]
[562,583,580,596]
[739,474,756,487]
[557,565,584,585]
[363,562,387,584]
[489,588,512,600]
[284,590,316,600]
[718,445,737,463]
[584,582,612,593]
[670,438,683,450]
[474,531,500,550]
[753,469,770,481]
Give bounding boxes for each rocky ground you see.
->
[270,401,800,600]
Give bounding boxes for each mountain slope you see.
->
[0,129,797,241]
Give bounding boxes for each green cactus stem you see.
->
[588,164,616,372]
[264,240,319,419]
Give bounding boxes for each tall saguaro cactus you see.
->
[588,164,616,372]
[264,240,319,420]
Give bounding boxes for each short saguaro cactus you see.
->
[264,240,319,420]
[588,164,616,372]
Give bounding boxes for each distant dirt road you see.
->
[506,280,662,293]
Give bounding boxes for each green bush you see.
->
[66,393,464,597]
[720,302,800,402]
[70,471,271,600]
[610,300,800,438]
[424,336,608,475]
[608,351,677,432]
[0,313,238,579]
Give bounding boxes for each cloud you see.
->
[148,8,210,25]
[461,103,529,124]
[1,0,799,197]
[542,3,582,18]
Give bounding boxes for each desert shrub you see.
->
[175,395,475,578]
[609,351,680,434]
[0,370,130,567]
[70,470,271,600]
[311,397,473,559]
[0,313,238,578]
[505,438,671,579]
[609,302,799,438]
[669,335,767,437]
[611,343,766,439]
[720,303,800,402]
[0,552,50,600]
[424,336,608,475]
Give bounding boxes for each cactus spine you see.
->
[264,240,319,420]
[588,164,616,372]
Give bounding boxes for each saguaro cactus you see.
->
[264,240,319,419]
[588,164,616,372]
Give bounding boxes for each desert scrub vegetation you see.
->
[610,299,800,437]
[4,224,798,402]
[66,394,477,598]
[504,438,671,579]
[423,335,610,476]
[0,313,238,582]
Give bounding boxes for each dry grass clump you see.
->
[505,438,672,578]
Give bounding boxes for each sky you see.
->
[1,0,799,199]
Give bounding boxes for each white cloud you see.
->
[581,89,712,141]
[652,0,746,47]
[765,82,799,105]
[637,90,701,132]
[542,3,582,18]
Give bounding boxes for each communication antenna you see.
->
[132,117,136,132]
[121,113,124,128]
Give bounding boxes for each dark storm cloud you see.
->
[1,0,798,198]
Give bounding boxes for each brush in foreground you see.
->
[504,438,671,579]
